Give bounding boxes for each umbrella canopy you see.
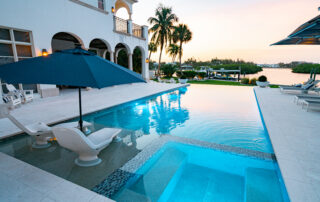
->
[0,47,146,131]
[0,47,145,88]
[272,14,320,45]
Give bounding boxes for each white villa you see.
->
[0,0,149,100]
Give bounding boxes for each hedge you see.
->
[292,63,320,74]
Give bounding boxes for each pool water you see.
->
[82,85,273,153]
[113,142,289,202]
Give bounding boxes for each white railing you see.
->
[132,23,143,38]
[114,17,145,39]
[114,16,129,34]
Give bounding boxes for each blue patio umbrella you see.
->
[0,46,146,131]
[272,13,320,45]
[271,11,320,79]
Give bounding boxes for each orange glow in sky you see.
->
[123,0,320,64]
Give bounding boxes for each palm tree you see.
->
[148,5,178,76]
[166,44,179,63]
[173,24,193,71]
[148,42,157,60]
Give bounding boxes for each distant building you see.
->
[181,65,193,71]
[257,64,280,68]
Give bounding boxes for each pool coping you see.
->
[254,87,320,202]
[92,135,276,198]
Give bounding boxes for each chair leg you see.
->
[32,135,51,149]
[75,154,101,167]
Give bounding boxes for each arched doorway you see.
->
[51,32,83,52]
[133,47,143,74]
[89,39,111,60]
[115,43,130,69]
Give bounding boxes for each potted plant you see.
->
[179,75,188,84]
[256,75,269,87]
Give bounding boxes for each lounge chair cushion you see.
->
[87,128,121,146]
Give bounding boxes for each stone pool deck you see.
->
[0,152,113,202]
[255,87,320,202]
[0,82,188,139]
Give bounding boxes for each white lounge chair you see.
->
[0,104,92,148]
[2,94,22,108]
[301,99,320,112]
[158,77,165,83]
[280,80,319,94]
[0,104,52,148]
[170,78,176,83]
[6,84,33,103]
[52,127,121,167]
[294,95,320,104]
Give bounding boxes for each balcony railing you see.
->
[113,16,145,39]
[132,23,143,38]
[114,16,128,34]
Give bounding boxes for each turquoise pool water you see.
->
[82,85,273,153]
[113,142,289,202]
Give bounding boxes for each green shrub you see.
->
[258,75,267,82]
[180,75,187,79]
[176,71,182,78]
[197,72,207,79]
[160,64,177,78]
[250,78,257,85]
[241,78,249,84]
[183,71,197,79]
[292,63,320,74]
[211,64,262,74]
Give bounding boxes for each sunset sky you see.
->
[118,0,320,64]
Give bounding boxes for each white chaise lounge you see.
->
[2,94,22,108]
[0,104,91,148]
[6,84,33,103]
[301,99,320,112]
[0,104,52,148]
[52,127,121,167]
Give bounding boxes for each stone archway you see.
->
[115,43,131,69]
[89,38,112,61]
[51,32,83,52]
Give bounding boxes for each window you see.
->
[14,30,31,43]
[98,0,104,10]
[0,28,10,40]
[16,45,32,58]
[0,27,36,92]
[0,28,33,64]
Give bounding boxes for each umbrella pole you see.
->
[78,87,83,132]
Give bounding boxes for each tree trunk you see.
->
[158,44,163,77]
[179,41,183,72]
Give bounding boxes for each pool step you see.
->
[245,168,283,202]
[128,147,187,201]
[115,188,151,202]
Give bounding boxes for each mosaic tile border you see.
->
[92,135,276,198]
[92,169,139,198]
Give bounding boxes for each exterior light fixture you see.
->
[42,49,48,57]
[145,58,149,63]
[111,7,115,13]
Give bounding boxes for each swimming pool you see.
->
[82,85,273,153]
[112,142,288,202]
